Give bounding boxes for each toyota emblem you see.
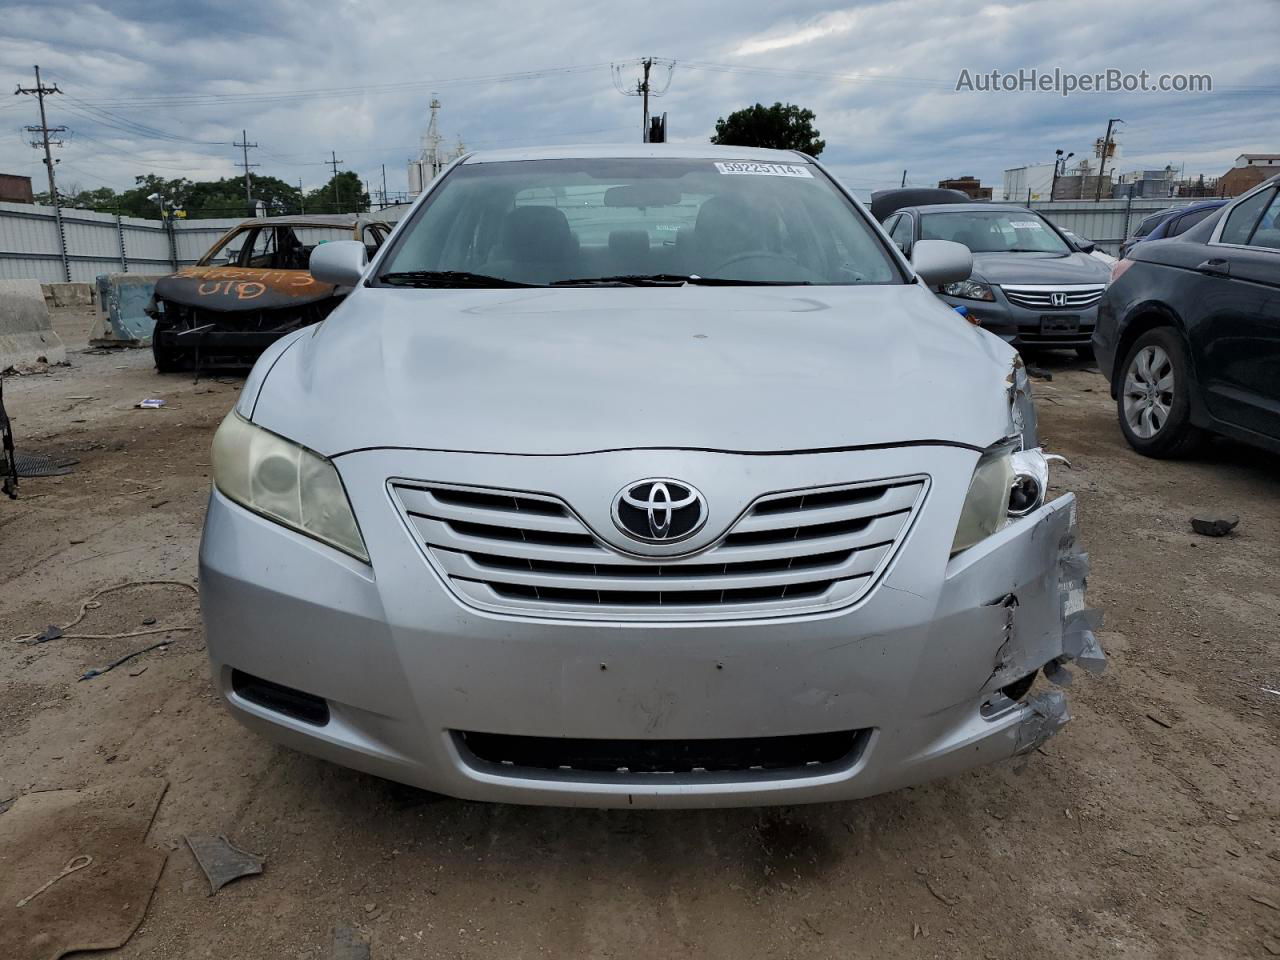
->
[613,479,707,543]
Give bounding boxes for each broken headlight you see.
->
[211,411,369,563]
[951,440,1016,555]
[951,445,1056,554]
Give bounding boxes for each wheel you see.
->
[1116,328,1204,458]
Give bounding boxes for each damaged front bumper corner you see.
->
[955,493,1105,758]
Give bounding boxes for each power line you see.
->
[15,64,70,281]
[68,62,617,110]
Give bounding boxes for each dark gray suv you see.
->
[883,204,1112,355]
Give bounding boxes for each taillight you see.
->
[1110,259,1134,284]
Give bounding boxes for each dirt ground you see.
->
[2,304,1277,959]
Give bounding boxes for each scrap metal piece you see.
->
[184,834,263,895]
[332,926,371,960]
[12,453,76,478]
[1015,690,1070,753]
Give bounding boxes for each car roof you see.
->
[232,214,389,228]
[900,203,1034,215]
[461,143,813,164]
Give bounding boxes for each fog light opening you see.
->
[231,669,330,726]
[982,669,1039,720]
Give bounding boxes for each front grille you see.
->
[392,476,927,621]
[455,729,871,777]
[1002,285,1104,310]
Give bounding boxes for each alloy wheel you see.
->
[1122,344,1175,439]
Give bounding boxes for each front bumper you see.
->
[198,445,1103,808]
[940,291,1098,349]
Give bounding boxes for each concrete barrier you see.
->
[41,282,96,308]
[1,279,67,370]
[92,274,164,346]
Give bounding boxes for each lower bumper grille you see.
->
[392,476,927,621]
[455,729,870,775]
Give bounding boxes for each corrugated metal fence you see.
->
[0,202,242,283]
[1029,198,1203,256]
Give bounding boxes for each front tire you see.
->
[1116,327,1203,458]
[151,316,184,373]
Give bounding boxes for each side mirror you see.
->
[911,239,972,287]
[309,240,368,286]
[1075,239,1097,254]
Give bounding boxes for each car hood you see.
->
[969,251,1111,286]
[154,266,337,312]
[247,284,1021,457]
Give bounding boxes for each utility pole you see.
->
[381,164,388,207]
[900,170,907,188]
[1095,118,1123,201]
[233,129,259,212]
[298,178,304,214]
[638,58,653,141]
[15,65,70,281]
[612,59,673,143]
[328,151,343,209]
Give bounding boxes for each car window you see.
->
[1134,211,1170,238]
[1220,189,1275,246]
[889,214,913,253]
[919,210,1069,254]
[1169,207,1215,236]
[379,157,901,285]
[1246,192,1280,250]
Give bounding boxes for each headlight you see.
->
[950,442,1015,554]
[211,411,369,562]
[951,444,1056,554]
[941,279,995,301]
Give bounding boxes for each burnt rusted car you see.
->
[148,214,391,371]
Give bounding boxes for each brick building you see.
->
[0,173,35,204]
[1217,154,1280,196]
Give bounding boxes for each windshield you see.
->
[377,158,900,286]
[920,210,1070,254]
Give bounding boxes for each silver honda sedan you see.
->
[199,144,1103,808]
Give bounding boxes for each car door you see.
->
[1192,185,1280,438]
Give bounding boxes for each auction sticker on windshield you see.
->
[714,161,813,178]
[1009,221,1044,229]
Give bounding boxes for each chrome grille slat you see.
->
[392,476,927,622]
[434,543,891,593]
[398,487,585,535]
[1001,284,1104,311]
[731,484,918,533]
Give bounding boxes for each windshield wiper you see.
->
[548,274,692,286]
[378,270,539,288]
[685,276,813,286]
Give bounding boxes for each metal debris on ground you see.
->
[185,835,264,895]
[135,398,166,409]
[79,640,174,681]
[12,452,77,478]
[332,926,371,960]
[1190,515,1239,537]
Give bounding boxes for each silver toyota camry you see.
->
[199,144,1104,808]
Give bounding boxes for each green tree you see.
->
[304,171,368,214]
[710,102,826,157]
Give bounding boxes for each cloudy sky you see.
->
[1,0,1276,203]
